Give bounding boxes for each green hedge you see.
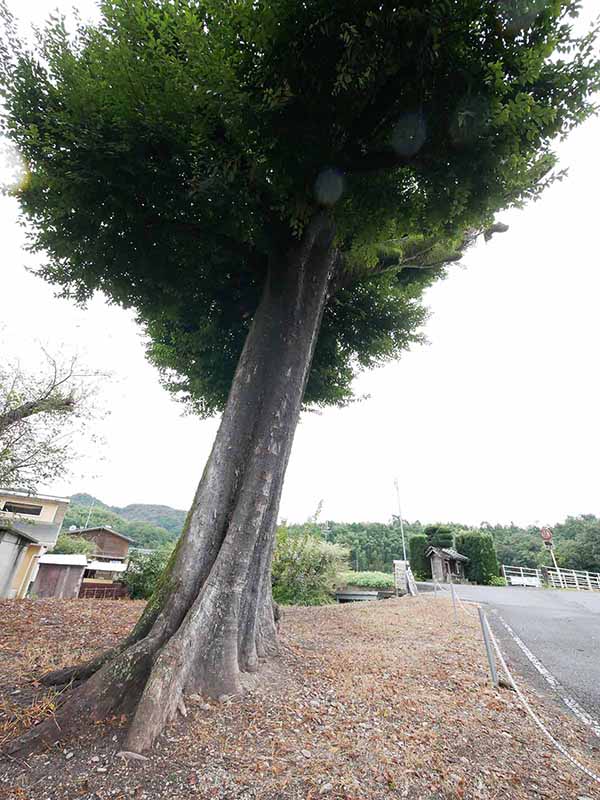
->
[409,534,430,579]
[456,531,500,585]
[337,571,395,590]
[425,525,454,549]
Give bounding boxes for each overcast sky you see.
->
[1,0,599,526]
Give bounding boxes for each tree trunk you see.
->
[9,212,337,756]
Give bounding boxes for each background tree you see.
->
[51,533,95,557]
[1,0,598,755]
[553,515,600,573]
[271,527,348,606]
[0,349,102,492]
[124,544,176,600]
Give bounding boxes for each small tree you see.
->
[52,534,95,557]
[271,528,348,606]
[0,349,103,492]
[124,546,176,601]
[409,534,431,580]
[456,531,500,585]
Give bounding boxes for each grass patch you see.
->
[337,570,395,590]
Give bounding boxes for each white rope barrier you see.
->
[484,616,600,786]
[430,579,600,786]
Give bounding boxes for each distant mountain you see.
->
[117,504,186,536]
[66,493,187,548]
[70,492,109,510]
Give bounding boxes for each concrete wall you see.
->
[10,543,43,598]
[431,555,445,583]
[0,530,28,598]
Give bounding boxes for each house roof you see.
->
[0,519,58,545]
[0,525,40,544]
[39,553,88,566]
[426,546,469,562]
[69,526,134,543]
[0,487,70,504]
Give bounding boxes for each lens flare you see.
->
[499,0,548,33]
[390,113,427,157]
[449,95,490,146]
[314,168,345,206]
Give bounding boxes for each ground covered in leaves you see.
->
[1,596,599,800]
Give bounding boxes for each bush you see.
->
[455,531,500,585]
[123,544,175,599]
[271,528,348,605]
[409,534,431,579]
[337,571,395,590]
[488,575,507,586]
[51,533,95,556]
[425,525,454,549]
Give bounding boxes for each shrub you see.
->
[425,525,454,549]
[456,531,500,585]
[51,533,95,556]
[271,528,348,605]
[488,575,507,587]
[337,571,395,590]
[123,544,175,599]
[409,534,431,579]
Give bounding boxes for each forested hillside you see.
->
[66,494,185,549]
[67,494,599,572]
[286,516,600,574]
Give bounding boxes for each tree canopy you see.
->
[2,0,598,414]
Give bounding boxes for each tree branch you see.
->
[0,394,75,434]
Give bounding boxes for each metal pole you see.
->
[478,607,498,687]
[394,478,407,563]
[85,498,96,529]
[449,575,458,624]
[549,546,564,588]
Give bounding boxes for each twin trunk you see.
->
[11,213,337,756]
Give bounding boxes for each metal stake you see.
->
[478,607,498,687]
[449,576,458,624]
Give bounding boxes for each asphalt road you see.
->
[445,584,600,727]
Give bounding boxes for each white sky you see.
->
[1,0,599,526]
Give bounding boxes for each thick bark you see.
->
[8,212,336,757]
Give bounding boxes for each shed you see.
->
[31,553,87,599]
[426,546,469,583]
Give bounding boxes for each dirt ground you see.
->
[0,595,599,800]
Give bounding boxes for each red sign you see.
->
[540,527,553,542]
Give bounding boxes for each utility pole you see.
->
[394,478,408,562]
[85,497,96,529]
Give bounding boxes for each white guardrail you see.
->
[502,565,542,587]
[547,567,600,591]
[502,564,600,592]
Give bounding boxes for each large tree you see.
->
[1,0,598,755]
